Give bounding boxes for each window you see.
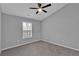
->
[23,22,32,39]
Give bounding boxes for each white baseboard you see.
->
[2,40,39,51]
[2,39,79,52]
[42,39,79,52]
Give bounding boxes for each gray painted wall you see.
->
[2,13,41,49]
[42,4,79,50]
[0,5,1,53]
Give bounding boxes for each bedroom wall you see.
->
[2,13,41,50]
[42,4,79,50]
[0,5,1,53]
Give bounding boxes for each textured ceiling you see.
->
[1,3,67,21]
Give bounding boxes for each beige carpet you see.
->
[1,41,79,56]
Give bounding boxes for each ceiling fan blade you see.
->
[42,4,51,8]
[29,7,38,9]
[36,11,39,14]
[42,10,47,13]
[38,3,41,8]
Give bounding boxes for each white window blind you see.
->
[23,22,32,39]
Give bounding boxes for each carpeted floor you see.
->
[1,41,79,56]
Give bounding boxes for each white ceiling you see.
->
[1,3,67,21]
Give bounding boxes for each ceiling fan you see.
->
[29,3,51,14]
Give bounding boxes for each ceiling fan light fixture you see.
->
[30,3,51,14]
[38,8,42,12]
